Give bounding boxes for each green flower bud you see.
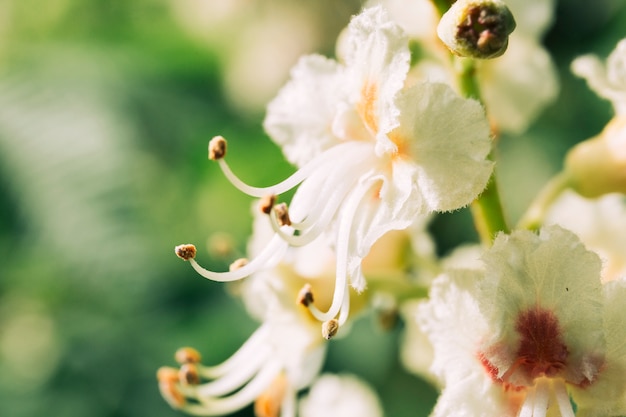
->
[437,0,516,59]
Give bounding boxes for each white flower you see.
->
[418,226,626,417]
[545,191,626,282]
[182,6,492,329]
[160,215,335,416]
[299,374,384,417]
[572,38,626,115]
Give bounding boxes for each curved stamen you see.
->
[198,324,271,379]
[181,360,283,416]
[279,384,296,417]
[553,379,575,417]
[268,159,371,247]
[305,174,381,322]
[188,235,288,282]
[194,344,273,398]
[337,282,351,327]
[216,142,361,198]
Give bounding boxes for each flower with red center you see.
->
[417,226,626,417]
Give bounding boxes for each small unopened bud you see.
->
[437,0,516,59]
[273,203,291,226]
[297,284,314,307]
[175,244,197,261]
[175,346,202,364]
[322,319,339,340]
[259,194,277,215]
[208,136,227,160]
[229,258,249,272]
[157,367,186,408]
[565,117,626,198]
[179,363,200,386]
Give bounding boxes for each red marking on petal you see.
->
[514,307,568,379]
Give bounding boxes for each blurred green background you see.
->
[0,1,625,416]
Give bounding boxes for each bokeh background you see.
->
[1,1,625,416]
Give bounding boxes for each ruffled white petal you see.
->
[344,6,410,141]
[392,82,493,212]
[572,277,626,416]
[264,54,344,166]
[418,271,509,417]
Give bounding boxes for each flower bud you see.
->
[565,117,626,198]
[437,0,516,59]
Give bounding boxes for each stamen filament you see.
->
[188,235,288,282]
[553,379,575,417]
[182,360,283,416]
[195,344,272,397]
[279,385,296,417]
[216,142,360,198]
[198,324,271,378]
[532,378,550,417]
[306,175,381,322]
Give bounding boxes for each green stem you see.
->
[516,171,572,231]
[470,166,510,243]
[457,57,510,244]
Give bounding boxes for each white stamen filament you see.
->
[518,387,535,417]
[279,384,296,417]
[337,283,351,327]
[518,378,557,417]
[268,153,377,247]
[181,360,283,416]
[532,378,550,417]
[306,174,381,322]
[188,235,288,282]
[198,324,271,379]
[553,379,575,417]
[216,142,361,198]
[194,343,272,397]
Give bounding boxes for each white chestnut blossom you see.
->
[160,215,335,417]
[181,6,492,329]
[417,226,626,417]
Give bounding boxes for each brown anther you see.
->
[273,203,291,226]
[179,363,201,385]
[322,319,339,340]
[259,194,277,215]
[297,284,314,307]
[208,136,227,160]
[175,244,197,261]
[229,258,249,272]
[157,366,180,383]
[157,366,186,408]
[175,346,202,364]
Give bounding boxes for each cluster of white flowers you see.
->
[158,2,626,416]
